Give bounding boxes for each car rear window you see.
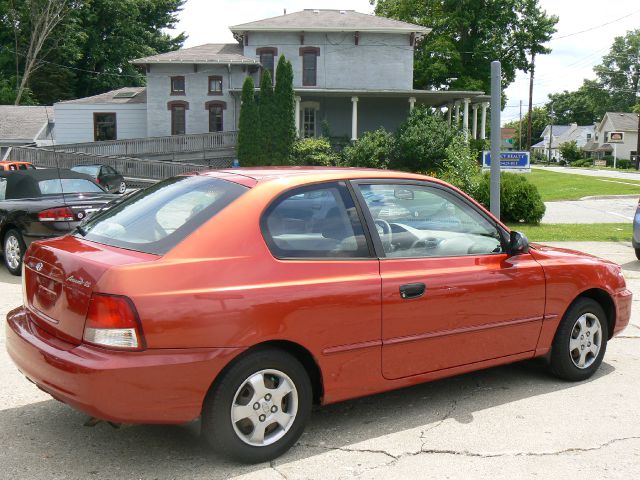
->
[78,175,248,255]
[38,178,104,194]
[72,166,100,176]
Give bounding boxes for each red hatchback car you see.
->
[6,168,632,462]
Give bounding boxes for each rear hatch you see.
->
[23,236,158,345]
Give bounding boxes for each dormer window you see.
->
[171,76,185,95]
[208,76,223,95]
[299,47,320,86]
[256,47,277,81]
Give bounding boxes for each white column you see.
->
[409,96,416,112]
[472,104,479,139]
[463,98,470,142]
[480,102,488,140]
[447,104,452,126]
[454,101,460,127]
[351,96,359,141]
[294,96,301,138]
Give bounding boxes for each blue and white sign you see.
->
[482,151,530,172]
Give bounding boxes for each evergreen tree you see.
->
[237,77,260,165]
[273,56,297,165]
[258,70,276,165]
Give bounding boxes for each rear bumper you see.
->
[6,306,244,424]
[612,288,633,336]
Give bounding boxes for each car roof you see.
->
[201,167,438,186]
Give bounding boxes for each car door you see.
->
[352,180,546,380]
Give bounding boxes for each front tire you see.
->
[3,229,25,276]
[118,181,127,194]
[202,349,312,463]
[549,298,608,381]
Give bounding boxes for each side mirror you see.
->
[509,231,530,255]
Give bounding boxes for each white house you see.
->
[584,112,639,161]
[51,9,492,145]
[531,123,595,160]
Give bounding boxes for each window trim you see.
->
[257,47,277,82]
[208,75,223,95]
[205,100,226,132]
[260,181,376,261]
[170,75,186,95]
[349,179,510,260]
[93,112,117,142]
[299,47,320,87]
[168,100,189,135]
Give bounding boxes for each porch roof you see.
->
[230,87,489,105]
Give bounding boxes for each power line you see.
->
[552,8,640,40]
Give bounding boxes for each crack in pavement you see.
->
[269,460,289,479]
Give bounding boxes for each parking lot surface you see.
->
[1,241,639,480]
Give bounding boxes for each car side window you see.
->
[262,183,370,259]
[357,183,504,258]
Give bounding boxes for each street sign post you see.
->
[483,151,531,172]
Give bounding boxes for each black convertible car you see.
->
[0,169,119,275]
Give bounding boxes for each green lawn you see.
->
[528,169,640,201]
[507,223,632,242]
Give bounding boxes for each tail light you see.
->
[83,294,145,350]
[38,207,74,222]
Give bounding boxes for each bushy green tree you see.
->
[342,128,395,169]
[439,134,480,195]
[559,140,581,162]
[393,107,454,172]
[291,138,340,166]
[273,56,296,165]
[237,77,260,165]
[257,70,276,164]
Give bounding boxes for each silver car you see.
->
[634,198,640,260]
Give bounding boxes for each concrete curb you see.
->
[579,194,640,200]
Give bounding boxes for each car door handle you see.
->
[399,283,426,299]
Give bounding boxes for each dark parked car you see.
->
[0,169,118,275]
[71,164,127,194]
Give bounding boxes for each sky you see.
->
[174,0,640,125]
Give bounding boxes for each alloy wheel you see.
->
[5,235,21,271]
[569,313,602,369]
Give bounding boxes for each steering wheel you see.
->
[374,219,393,252]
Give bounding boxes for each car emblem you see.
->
[35,262,43,272]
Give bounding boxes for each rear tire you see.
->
[549,298,608,381]
[118,181,127,194]
[3,229,25,276]
[201,348,312,463]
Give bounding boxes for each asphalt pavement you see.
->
[542,196,638,223]
[0,241,639,479]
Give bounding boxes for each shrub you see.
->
[392,107,455,172]
[617,159,631,169]
[342,128,394,169]
[438,134,481,196]
[558,159,567,166]
[290,138,340,166]
[571,158,592,167]
[474,172,546,224]
[559,140,581,162]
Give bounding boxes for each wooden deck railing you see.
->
[8,146,229,180]
[57,131,238,157]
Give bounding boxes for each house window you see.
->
[257,47,277,81]
[171,76,185,95]
[93,113,117,141]
[206,101,226,133]
[586,133,592,141]
[299,47,320,86]
[208,76,223,95]
[303,107,316,138]
[168,100,189,135]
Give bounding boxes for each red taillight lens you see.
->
[38,207,74,222]
[83,294,144,350]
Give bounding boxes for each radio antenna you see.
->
[43,105,67,207]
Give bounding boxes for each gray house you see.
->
[52,9,491,145]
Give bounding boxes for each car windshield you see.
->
[72,166,100,176]
[38,178,105,195]
[78,175,248,255]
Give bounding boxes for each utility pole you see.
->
[518,100,523,150]
[548,103,554,163]
[527,52,535,150]
[490,61,501,219]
